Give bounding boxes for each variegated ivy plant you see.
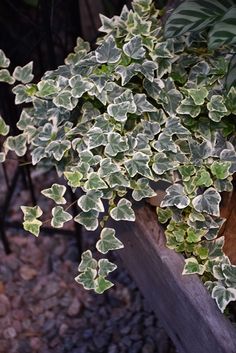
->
[1,0,236,312]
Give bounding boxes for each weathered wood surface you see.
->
[116,205,236,353]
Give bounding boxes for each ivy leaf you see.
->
[78,250,97,272]
[192,188,221,217]
[189,139,212,166]
[69,74,93,98]
[37,79,58,97]
[0,69,15,84]
[12,84,32,104]
[41,184,67,204]
[222,264,236,287]
[183,258,205,275]
[207,95,228,122]
[64,171,83,188]
[45,140,71,161]
[98,158,120,178]
[23,219,42,237]
[74,210,99,231]
[0,49,10,68]
[79,151,102,166]
[51,206,72,228]
[152,152,179,175]
[53,90,77,110]
[84,172,108,190]
[116,64,137,85]
[156,207,172,224]
[132,178,156,201]
[0,152,6,163]
[75,268,96,290]
[98,259,117,277]
[188,87,208,105]
[110,198,135,222]
[87,127,107,149]
[5,134,27,156]
[95,36,121,64]
[0,116,9,136]
[123,35,146,59]
[152,133,177,153]
[13,61,34,84]
[21,205,43,221]
[124,152,153,178]
[96,228,124,254]
[161,184,190,209]
[95,277,114,294]
[212,285,236,313]
[195,169,213,187]
[210,161,231,179]
[107,102,130,122]
[106,171,130,188]
[78,190,104,212]
[104,132,129,157]
[164,117,190,136]
[220,149,236,174]
[133,93,156,114]
[177,97,201,118]
[178,165,196,181]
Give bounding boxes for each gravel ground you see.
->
[0,229,177,353]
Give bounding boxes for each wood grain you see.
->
[116,205,236,353]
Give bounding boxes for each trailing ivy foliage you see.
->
[1,0,236,311]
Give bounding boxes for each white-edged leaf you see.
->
[41,184,67,204]
[95,36,121,64]
[74,210,99,231]
[13,61,34,84]
[51,206,72,228]
[96,228,124,254]
[161,184,190,209]
[110,198,135,222]
[192,188,221,217]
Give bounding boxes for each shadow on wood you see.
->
[116,205,236,353]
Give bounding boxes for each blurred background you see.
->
[0,1,177,352]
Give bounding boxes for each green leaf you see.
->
[195,169,213,187]
[133,93,156,114]
[192,188,221,217]
[164,0,232,38]
[104,132,129,157]
[183,258,205,275]
[78,250,97,272]
[107,102,131,122]
[64,171,83,188]
[123,35,145,59]
[124,152,153,178]
[37,79,58,97]
[84,172,107,190]
[0,69,15,84]
[212,285,236,313]
[178,165,196,181]
[95,36,121,64]
[132,178,156,201]
[13,61,34,84]
[95,277,114,294]
[186,227,205,243]
[53,90,77,110]
[207,95,227,122]
[106,171,130,188]
[110,198,135,222]
[208,6,236,49]
[51,206,72,228]
[98,158,120,178]
[189,139,212,166]
[96,227,124,254]
[98,259,117,277]
[0,116,9,136]
[210,161,231,179]
[78,190,104,212]
[45,140,71,161]
[177,97,201,118]
[12,84,32,104]
[87,127,107,149]
[69,74,93,98]
[5,134,27,156]
[161,184,190,209]
[156,207,172,224]
[21,205,43,221]
[152,152,179,175]
[75,268,96,290]
[74,210,99,231]
[0,49,10,68]
[41,184,67,204]
[188,87,208,105]
[23,219,42,237]
[164,117,190,136]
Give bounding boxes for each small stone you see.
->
[3,327,17,339]
[59,323,68,336]
[0,294,10,316]
[67,297,81,317]
[30,337,42,351]
[20,265,37,280]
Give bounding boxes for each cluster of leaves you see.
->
[0,0,236,311]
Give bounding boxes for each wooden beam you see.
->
[116,205,236,353]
